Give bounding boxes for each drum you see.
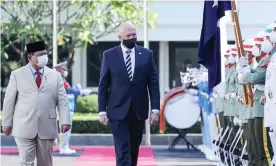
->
[159,87,201,133]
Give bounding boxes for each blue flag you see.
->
[198,0,232,91]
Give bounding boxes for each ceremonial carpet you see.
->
[1,146,157,166]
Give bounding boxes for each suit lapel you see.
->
[133,46,142,82]
[24,65,37,89]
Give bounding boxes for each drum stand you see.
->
[223,127,233,166]
[229,128,242,166]
[168,128,198,150]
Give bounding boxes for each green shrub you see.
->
[76,95,98,113]
[71,120,201,134]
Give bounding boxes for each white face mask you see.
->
[235,56,239,63]
[252,45,260,57]
[228,55,235,64]
[261,39,273,53]
[224,57,229,65]
[37,55,48,67]
[270,31,276,44]
[63,71,68,77]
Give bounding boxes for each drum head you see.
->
[164,92,200,129]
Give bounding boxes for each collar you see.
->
[28,63,44,74]
[120,43,135,54]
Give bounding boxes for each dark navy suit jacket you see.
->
[98,45,160,120]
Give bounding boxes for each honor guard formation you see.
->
[180,22,276,166]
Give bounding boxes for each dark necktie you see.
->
[35,70,41,88]
[125,50,132,81]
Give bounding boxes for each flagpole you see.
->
[220,17,227,82]
[231,0,254,107]
[53,0,57,67]
[144,0,151,146]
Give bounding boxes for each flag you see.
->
[198,0,232,91]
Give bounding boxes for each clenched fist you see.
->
[2,127,12,136]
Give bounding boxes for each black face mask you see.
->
[122,38,137,49]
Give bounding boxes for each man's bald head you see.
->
[118,21,137,41]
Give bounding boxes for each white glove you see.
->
[241,65,251,75]
[233,117,239,126]
[75,83,82,90]
[99,113,109,126]
[240,97,245,104]
[230,93,236,98]
[202,92,209,98]
[213,93,218,98]
[149,112,159,125]
[209,97,214,103]
[224,94,230,100]
[239,56,248,67]
[238,73,245,84]
[238,118,243,127]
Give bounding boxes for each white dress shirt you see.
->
[28,63,44,80]
[99,43,159,116]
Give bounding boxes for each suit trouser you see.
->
[14,135,55,166]
[109,105,145,166]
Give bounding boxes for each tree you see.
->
[1,0,157,87]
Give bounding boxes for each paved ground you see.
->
[1,146,217,166]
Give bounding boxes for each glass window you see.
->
[169,42,199,88]
[86,42,159,87]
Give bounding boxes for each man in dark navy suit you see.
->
[98,21,160,166]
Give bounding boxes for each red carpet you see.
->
[74,146,157,166]
[1,146,157,166]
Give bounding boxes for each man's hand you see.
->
[238,97,244,104]
[61,124,71,133]
[149,112,159,125]
[100,114,109,126]
[2,127,12,136]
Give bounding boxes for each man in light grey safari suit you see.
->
[1,41,71,166]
